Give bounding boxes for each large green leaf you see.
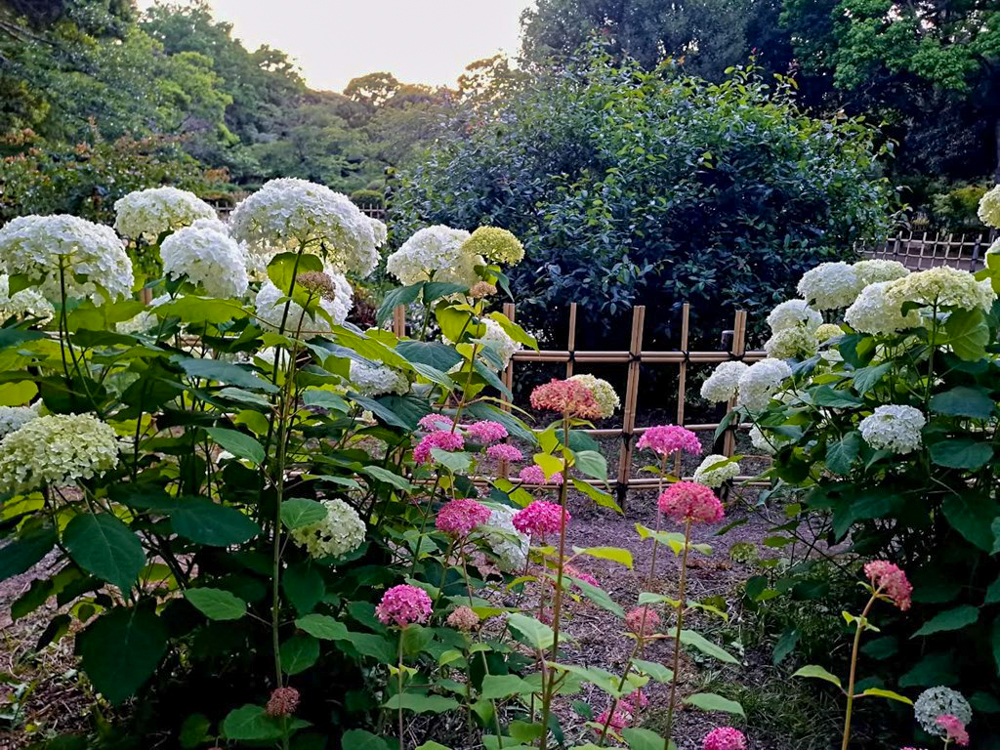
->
[480,674,537,699]
[377,282,424,326]
[77,603,168,704]
[280,498,328,529]
[682,692,745,717]
[184,588,247,621]
[205,428,265,465]
[792,664,843,689]
[295,613,350,640]
[678,629,739,664]
[825,432,861,476]
[342,730,393,750]
[64,513,145,593]
[630,659,673,683]
[941,494,998,551]
[280,634,320,675]
[851,362,891,395]
[175,357,277,393]
[943,307,989,361]
[383,694,460,714]
[913,605,979,636]
[397,341,463,372]
[507,613,556,650]
[222,704,284,741]
[574,450,608,480]
[572,546,633,569]
[171,498,261,546]
[282,562,325,614]
[930,439,994,470]
[361,466,415,492]
[0,523,56,582]
[622,728,671,750]
[930,386,996,419]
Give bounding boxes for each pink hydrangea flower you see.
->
[863,560,912,611]
[936,715,969,746]
[375,584,432,628]
[413,429,464,464]
[418,413,454,431]
[703,727,747,750]
[530,378,602,419]
[446,605,480,632]
[466,420,508,444]
[518,464,563,485]
[624,606,660,637]
[435,498,492,537]
[564,564,600,589]
[594,706,632,733]
[657,481,724,525]
[486,443,523,462]
[266,686,300,717]
[512,500,568,538]
[622,689,648,711]
[637,425,702,457]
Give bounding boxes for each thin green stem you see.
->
[664,518,692,741]
[841,592,878,750]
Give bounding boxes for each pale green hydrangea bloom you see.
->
[289,498,366,559]
[764,326,818,360]
[461,226,525,265]
[568,373,620,418]
[845,281,921,336]
[693,454,740,487]
[885,266,995,312]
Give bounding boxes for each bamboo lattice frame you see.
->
[855,230,996,272]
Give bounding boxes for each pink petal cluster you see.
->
[564,564,600,589]
[624,606,660,637]
[418,413,454,431]
[446,605,481,632]
[703,727,747,750]
[518,464,563,485]
[486,443,523,462]
[624,689,648,710]
[266,686,300,717]
[512,500,569,538]
[530,378,602,419]
[658,481,724,525]
[935,715,969,746]
[863,560,913,611]
[375,584,433,628]
[466,420,508,444]
[594,707,632,733]
[637,425,703,457]
[435,498,492,537]
[413,429,464,464]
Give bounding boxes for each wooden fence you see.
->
[855,230,996,271]
[392,303,766,501]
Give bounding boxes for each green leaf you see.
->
[856,688,912,704]
[480,674,537,699]
[430,448,473,473]
[507,613,556,650]
[487,311,538,350]
[913,605,979,636]
[573,450,608,480]
[941,494,998,552]
[772,628,799,666]
[572,478,621,513]
[377,282,424,326]
[825,432,861,475]
[176,356,277,393]
[943,307,989,361]
[0,523,56,582]
[621,728,668,750]
[851,363,891,395]
[342,730,392,750]
[567,575,624,617]
[930,438,994,470]
[425,281,469,302]
[792,664,843,689]
[281,498,328,529]
[205,428,265,465]
[77,603,168,704]
[682,692,745,717]
[930,386,996,419]
[302,389,350,412]
[383,694,460,714]
[992,615,1000,675]
[397,341,464,372]
[184,588,247,621]
[679,629,739,664]
[64,513,145,593]
[282,562,325,614]
[631,659,673,683]
[222,704,283,741]
[572,546,633,569]
[295,614,350,641]
[172,498,261,546]
[179,713,211,749]
[811,386,863,408]
[361,465,415,492]
[280,634,320,675]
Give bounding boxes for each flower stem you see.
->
[664,518,692,741]
[841,593,878,750]
[397,632,405,750]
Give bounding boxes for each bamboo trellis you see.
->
[393,303,766,502]
[855,230,996,272]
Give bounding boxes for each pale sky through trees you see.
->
[138,0,534,92]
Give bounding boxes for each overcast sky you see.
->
[138,0,535,93]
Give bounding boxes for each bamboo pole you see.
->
[392,305,407,338]
[723,310,747,457]
[565,302,578,378]
[615,306,645,506]
[674,303,690,477]
[501,303,515,412]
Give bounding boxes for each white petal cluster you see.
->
[160,223,249,298]
[255,280,347,335]
[348,360,409,397]
[368,217,388,247]
[914,687,972,738]
[289,497,367,559]
[885,266,995,312]
[766,299,822,334]
[476,318,522,369]
[853,259,909,287]
[845,281,921,336]
[0,402,40,439]
[797,262,861,310]
[386,225,480,286]
[700,361,749,403]
[764,326,818,360]
[978,184,1000,228]
[229,178,379,277]
[693,454,741,487]
[749,425,790,455]
[0,413,121,491]
[859,404,925,454]
[815,323,844,343]
[116,293,169,335]
[737,358,792,411]
[113,187,216,241]
[0,215,133,303]
[568,374,619,417]
[0,274,53,323]
[482,504,530,573]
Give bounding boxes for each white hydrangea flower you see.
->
[386,225,479,286]
[289,497,366,559]
[749,425,790,455]
[886,266,996,312]
[988,238,1000,256]
[113,187,216,241]
[368,217,388,247]
[978,184,1000,228]
[859,405,925,454]
[482,504,530,573]
[700,361,750,403]
[693,454,740,487]
[0,215,133,303]
[0,413,121,491]
[0,402,40,439]
[737,358,792,411]
[476,318,522,369]
[845,281,921,336]
[349,360,409,397]
[160,223,249,299]
[815,323,844,343]
[766,299,822,334]
[568,374,619,417]
[764,326,818,360]
[116,293,170,335]
[852,259,909,288]
[255,280,347,335]
[229,178,379,277]
[797,262,861,310]
[914,687,972,738]
[0,274,53,323]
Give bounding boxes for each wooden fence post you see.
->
[674,303,690,477]
[616,306,646,507]
[565,302,578,378]
[392,305,407,338]
[722,310,747,457]
[499,303,516,479]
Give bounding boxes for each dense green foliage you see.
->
[391,54,892,346]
